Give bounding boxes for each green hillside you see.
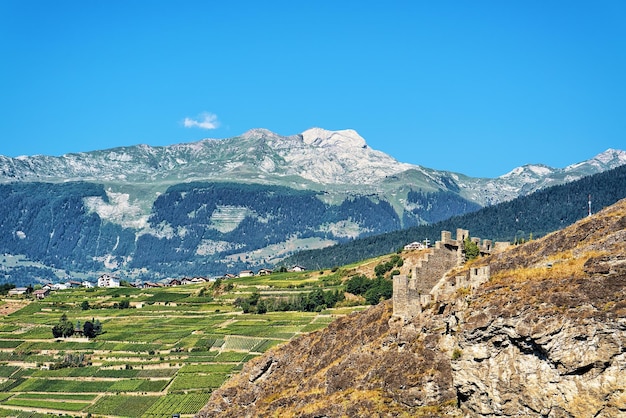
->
[0,268,380,417]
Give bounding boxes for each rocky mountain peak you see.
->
[567,148,626,170]
[499,163,555,180]
[240,128,278,140]
[301,127,367,149]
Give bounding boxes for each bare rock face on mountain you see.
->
[452,201,626,417]
[453,308,625,417]
[197,199,626,417]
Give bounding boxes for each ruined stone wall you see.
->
[392,275,421,320]
[413,246,458,293]
[392,229,492,321]
[468,266,490,290]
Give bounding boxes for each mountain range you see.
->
[0,128,624,283]
[3,128,625,212]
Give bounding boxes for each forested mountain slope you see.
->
[285,162,626,270]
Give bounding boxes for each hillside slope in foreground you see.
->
[197,198,626,417]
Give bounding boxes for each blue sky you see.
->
[1,1,624,178]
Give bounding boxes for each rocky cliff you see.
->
[197,198,626,417]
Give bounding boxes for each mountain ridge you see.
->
[2,128,623,193]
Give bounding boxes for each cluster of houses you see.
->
[7,265,308,299]
[132,265,306,288]
[225,265,305,279]
[8,280,94,300]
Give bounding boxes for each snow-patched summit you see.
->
[279,127,414,185]
[501,164,555,179]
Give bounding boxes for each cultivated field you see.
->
[0,270,370,417]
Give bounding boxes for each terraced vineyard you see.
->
[0,269,371,417]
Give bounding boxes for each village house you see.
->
[290,265,306,272]
[168,279,181,286]
[97,274,120,288]
[257,268,273,276]
[66,280,82,288]
[239,270,254,278]
[143,282,162,288]
[33,288,49,300]
[81,281,94,288]
[8,287,28,297]
[404,241,427,251]
[222,273,236,279]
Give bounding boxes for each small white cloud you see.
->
[183,112,220,129]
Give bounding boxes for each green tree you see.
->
[240,301,252,313]
[52,313,74,338]
[81,300,91,310]
[364,277,393,305]
[92,319,103,336]
[464,237,480,260]
[0,283,16,296]
[374,263,387,277]
[256,300,267,314]
[248,291,261,306]
[345,274,370,296]
[83,321,96,338]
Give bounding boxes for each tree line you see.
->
[51,313,103,339]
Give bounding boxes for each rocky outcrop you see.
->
[454,307,625,417]
[450,199,626,417]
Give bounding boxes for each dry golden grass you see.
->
[490,249,609,285]
[0,300,30,316]
[285,388,456,418]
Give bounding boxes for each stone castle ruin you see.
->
[392,228,494,321]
